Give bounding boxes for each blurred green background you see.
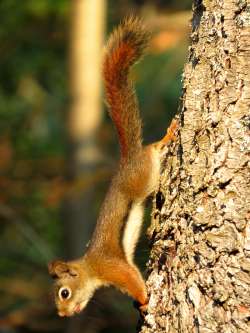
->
[0,0,191,332]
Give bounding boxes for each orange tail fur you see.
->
[103,17,150,160]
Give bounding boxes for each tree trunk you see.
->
[140,1,250,332]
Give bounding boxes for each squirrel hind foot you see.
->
[160,118,179,147]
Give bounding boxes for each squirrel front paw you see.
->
[133,299,148,315]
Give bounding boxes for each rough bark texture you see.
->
[140,1,250,332]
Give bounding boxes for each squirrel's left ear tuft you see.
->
[48,260,79,279]
[48,260,64,278]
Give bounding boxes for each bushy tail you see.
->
[103,17,150,160]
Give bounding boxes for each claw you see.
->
[133,300,148,315]
[139,302,148,314]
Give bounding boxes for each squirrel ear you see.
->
[48,260,79,279]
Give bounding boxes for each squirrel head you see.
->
[48,259,101,316]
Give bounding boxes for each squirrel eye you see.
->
[58,286,72,300]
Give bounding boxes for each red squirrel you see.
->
[48,17,178,317]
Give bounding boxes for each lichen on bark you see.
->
[140,1,250,332]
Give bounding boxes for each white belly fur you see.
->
[122,146,161,264]
[122,201,144,264]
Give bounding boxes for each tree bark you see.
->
[140,1,250,332]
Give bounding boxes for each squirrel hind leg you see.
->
[159,118,179,148]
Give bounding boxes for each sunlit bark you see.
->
[140,1,250,332]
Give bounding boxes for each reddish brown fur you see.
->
[48,17,178,317]
[103,43,136,156]
[103,17,150,160]
[99,259,147,304]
